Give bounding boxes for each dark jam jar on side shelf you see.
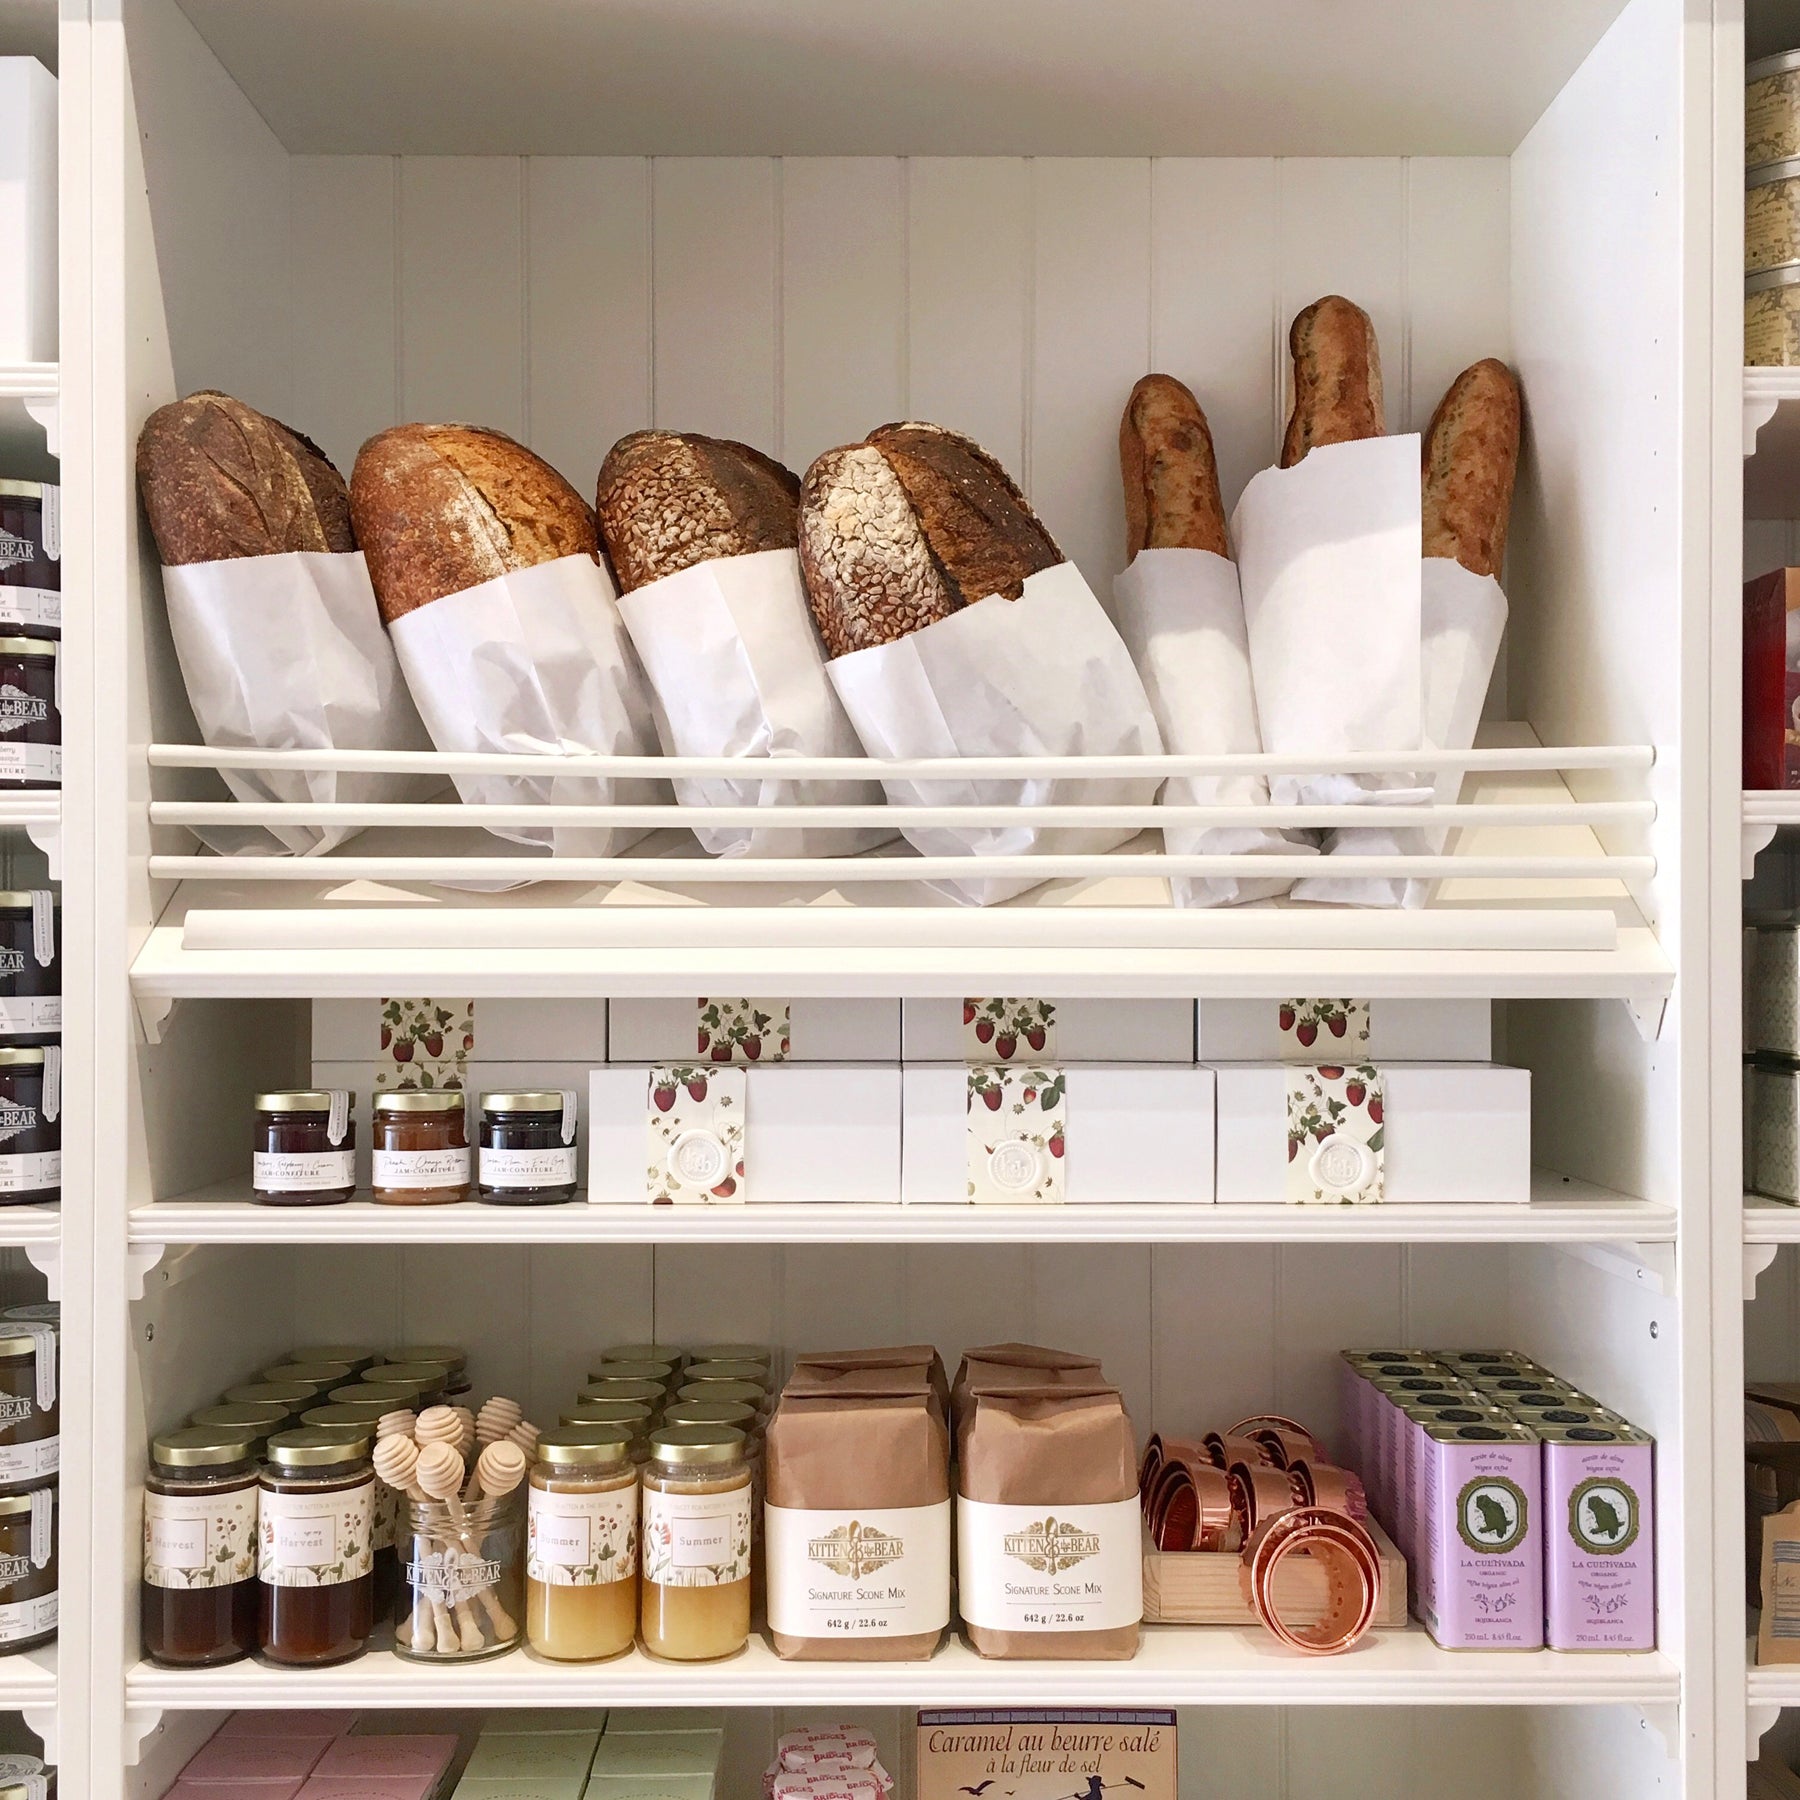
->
[0,1487,56,1651]
[0,482,59,639]
[253,1090,355,1206]
[0,638,57,790]
[0,1311,57,1491]
[0,893,56,1043]
[142,1426,259,1667]
[478,1090,579,1204]
[257,1429,374,1667]
[0,1046,57,1204]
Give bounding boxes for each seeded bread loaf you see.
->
[1119,374,1229,560]
[350,425,598,623]
[595,430,801,594]
[1420,358,1522,578]
[136,391,356,564]
[799,422,1062,658]
[1280,295,1386,468]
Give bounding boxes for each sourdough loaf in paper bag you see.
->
[957,1380,1142,1659]
[135,391,430,855]
[765,1362,950,1661]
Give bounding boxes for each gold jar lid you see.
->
[687,1343,770,1365]
[648,1423,746,1466]
[254,1090,345,1112]
[676,1380,764,1407]
[0,1328,50,1360]
[0,1048,47,1068]
[0,638,54,661]
[266,1427,371,1468]
[0,481,45,500]
[192,1402,287,1432]
[223,1381,311,1408]
[290,1344,376,1367]
[0,1305,56,1325]
[372,1090,466,1113]
[361,1362,445,1387]
[264,1361,354,1388]
[481,1091,567,1113]
[683,1359,769,1386]
[0,1489,51,1518]
[662,1400,759,1431]
[536,1424,635,1468]
[584,1360,672,1385]
[561,1401,652,1430]
[333,1382,420,1407]
[302,1402,388,1428]
[381,1344,466,1372]
[302,1419,378,1450]
[597,1343,684,1366]
[579,1378,664,1406]
[152,1425,258,1467]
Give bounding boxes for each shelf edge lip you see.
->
[1743,1196,1800,1242]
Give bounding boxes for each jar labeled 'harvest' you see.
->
[371,1091,470,1204]
[527,1424,638,1663]
[142,1426,259,1667]
[640,1424,751,1662]
[257,1429,374,1667]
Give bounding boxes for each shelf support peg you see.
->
[134,993,176,1046]
[1750,1701,1781,1760]
[1746,821,1780,879]
[1747,1243,1781,1299]
[124,1705,163,1767]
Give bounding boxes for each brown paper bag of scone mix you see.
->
[950,1343,1102,1431]
[956,1381,1142,1660]
[790,1345,950,1418]
[765,1364,951,1662]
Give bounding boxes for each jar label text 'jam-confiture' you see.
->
[371,1147,470,1190]
[253,1150,356,1194]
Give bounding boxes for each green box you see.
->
[461,1733,601,1784]
[589,1733,724,1779]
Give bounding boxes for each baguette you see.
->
[1119,374,1229,560]
[1420,358,1521,578]
[136,391,356,564]
[596,430,800,594]
[798,422,1061,658]
[350,424,597,624]
[1281,296,1385,468]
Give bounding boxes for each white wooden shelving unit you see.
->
[15,0,1757,1794]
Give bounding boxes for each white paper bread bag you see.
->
[616,549,890,858]
[598,431,889,858]
[801,422,1162,906]
[136,392,434,857]
[1112,547,1312,906]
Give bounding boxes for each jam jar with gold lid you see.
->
[0,893,56,1042]
[0,1311,56,1490]
[478,1090,578,1204]
[0,1046,57,1204]
[371,1091,470,1204]
[0,1486,56,1650]
[142,1425,259,1667]
[0,638,57,790]
[258,1429,374,1666]
[253,1091,354,1206]
[0,479,60,637]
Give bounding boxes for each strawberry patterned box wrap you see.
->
[902,1065,1214,1204]
[903,998,1194,1064]
[1213,1063,1529,1204]
[587,1065,900,1205]
[608,997,901,1062]
[1195,997,1489,1062]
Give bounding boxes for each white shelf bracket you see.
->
[1747,1242,1782,1299]
[21,1239,58,1301]
[1747,821,1780,879]
[127,1242,169,1303]
[1750,1701,1781,1760]
[135,993,176,1046]
[124,1705,164,1767]
[1623,989,1669,1041]
[1559,1240,1675,1297]
[1638,1702,1679,1761]
[1748,392,1782,456]
[23,818,57,882]
[22,1704,55,1765]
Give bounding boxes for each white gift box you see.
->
[0,60,56,361]
[587,1064,900,1204]
[901,1064,1216,1204]
[609,998,899,1063]
[1195,999,1490,1062]
[902,998,1193,1064]
[1212,1062,1531,1204]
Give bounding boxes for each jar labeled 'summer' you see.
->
[527,1425,638,1663]
[640,1424,752,1662]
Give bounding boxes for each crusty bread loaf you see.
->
[1281,296,1385,468]
[136,391,356,564]
[350,425,597,623]
[595,430,799,594]
[799,423,1062,658]
[1119,374,1229,560]
[1421,358,1521,578]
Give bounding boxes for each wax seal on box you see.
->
[966,1066,1065,1203]
[646,1067,747,1203]
[1286,1064,1384,1204]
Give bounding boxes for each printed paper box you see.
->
[608,998,899,1063]
[1195,997,1491,1062]
[902,999,1193,1063]
[1213,1063,1530,1203]
[917,1711,1175,1800]
[902,1065,1215,1203]
[1749,924,1800,1059]
[588,1065,900,1204]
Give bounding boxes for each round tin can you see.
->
[1749,263,1800,365]
[1751,49,1800,171]
[1750,157,1800,276]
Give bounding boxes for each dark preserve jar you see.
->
[0,638,57,790]
[0,1046,57,1204]
[478,1090,578,1204]
[0,1486,56,1650]
[253,1090,355,1206]
[142,1426,259,1667]
[258,1429,374,1667]
[0,893,56,1041]
[0,480,59,638]
[0,1313,57,1490]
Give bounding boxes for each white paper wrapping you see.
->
[386,551,664,856]
[615,547,889,858]
[827,560,1164,905]
[1234,434,1426,806]
[1112,547,1313,907]
[1290,556,1508,907]
[160,549,432,855]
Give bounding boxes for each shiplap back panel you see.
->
[287,154,1509,591]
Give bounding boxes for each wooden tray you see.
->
[1141,1518,1409,1629]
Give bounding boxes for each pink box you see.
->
[164,1786,305,1800]
[218,1712,358,1740]
[312,1736,457,1782]
[181,1737,335,1783]
[299,1782,443,1800]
